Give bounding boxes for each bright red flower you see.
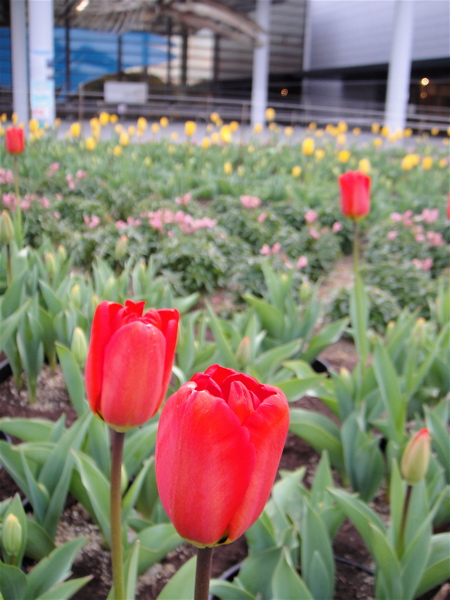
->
[155,364,290,547]
[85,300,179,431]
[5,127,25,155]
[338,170,371,220]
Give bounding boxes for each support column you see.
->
[384,0,415,134]
[10,0,29,125]
[28,0,55,125]
[251,0,271,128]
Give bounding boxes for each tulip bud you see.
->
[0,210,14,245]
[71,326,88,367]
[236,336,251,368]
[45,252,56,280]
[401,428,431,485]
[115,235,128,261]
[2,514,22,559]
[411,317,427,349]
[299,280,312,302]
[57,244,67,263]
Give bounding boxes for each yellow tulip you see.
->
[211,132,220,144]
[0,113,6,122]
[151,123,160,133]
[170,132,178,141]
[110,114,118,124]
[422,156,433,170]
[120,131,129,146]
[230,121,239,132]
[220,125,232,144]
[352,127,361,136]
[284,126,293,137]
[338,149,351,163]
[137,117,147,131]
[113,145,122,157]
[85,137,96,151]
[144,156,152,166]
[404,128,413,137]
[210,112,220,123]
[337,121,348,133]
[381,125,390,137]
[358,158,371,174]
[253,123,263,134]
[160,116,169,128]
[201,137,211,149]
[128,126,135,136]
[99,112,109,126]
[29,119,39,133]
[223,161,233,175]
[315,148,325,161]
[265,107,276,122]
[12,113,18,125]
[371,123,380,134]
[70,122,81,138]
[302,137,315,156]
[430,127,439,136]
[336,133,346,146]
[373,137,382,148]
[185,120,197,137]
[291,165,302,177]
[308,122,317,131]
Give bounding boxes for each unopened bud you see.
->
[71,284,81,309]
[115,235,128,261]
[45,252,56,280]
[401,428,431,485]
[57,244,67,263]
[2,514,22,558]
[412,317,427,348]
[236,336,251,368]
[71,327,88,367]
[299,280,312,302]
[0,210,14,245]
[103,275,117,298]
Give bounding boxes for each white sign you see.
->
[104,82,148,104]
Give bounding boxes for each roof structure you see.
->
[53,0,265,46]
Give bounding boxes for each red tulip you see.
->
[85,300,179,431]
[5,126,25,155]
[155,364,290,547]
[338,170,371,220]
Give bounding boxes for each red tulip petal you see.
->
[100,321,165,429]
[227,391,289,542]
[85,301,122,413]
[156,386,256,546]
[156,309,179,400]
[227,380,256,423]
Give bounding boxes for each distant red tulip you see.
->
[5,126,25,155]
[338,170,371,220]
[85,300,179,431]
[401,428,431,485]
[155,364,289,547]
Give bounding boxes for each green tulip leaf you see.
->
[289,408,344,474]
[72,451,111,545]
[135,523,183,575]
[301,317,348,363]
[0,417,55,443]
[55,342,88,416]
[209,580,256,600]
[414,533,450,598]
[26,518,55,561]
[272,548,314,600]
[25,537,87,599]
[0,562,27,600]
[34,576,92,600]
[156,554,195,600]
[369,523,403,600]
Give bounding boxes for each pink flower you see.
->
[415,234,425,242]
[402,210,413,227]
[260,244,271,256]
[175,193,191,206]
[49,162,60,172]
[21,200,31,210]
[116,220,127,230]
[258,212,267,223]
[40,197,50,208]
[296,255,308,269]
[332,221,342,233]
[412,258,433,271]
[421,208,439,224]
[427,231,443,246]
[272,242,281,254]
[83,215,90,225]
[240,195,261,209]
[390,212,402,222]
[387,231,397,240]
[53,211,61,219]
[76,169,87,179]
[309,227,320,240]
[304,209,318,224]
[89,215,100,228]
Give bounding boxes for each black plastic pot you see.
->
[0,358,12,383]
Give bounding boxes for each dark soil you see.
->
[0,339,446,599]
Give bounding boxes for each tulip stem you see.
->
[13,156,23,247]
[399,484,413,558]
[194,546,214,600]
[110,429,126,600]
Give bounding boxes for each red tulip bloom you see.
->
[338,170,371,220]
[85,300,179,431]
[155,365,290,547]
[5,126,25,155]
